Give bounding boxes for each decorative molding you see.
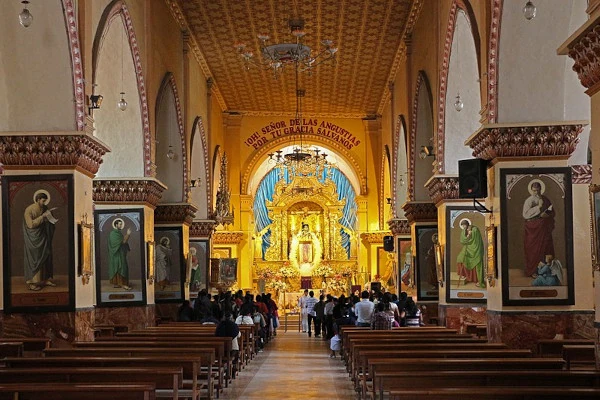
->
[155,203,198,225]
[388,219,411,235]
[62,0,85,131]
[189,220,217,237]
[378,0,425,115]
[487,0,502,123]
[212,231,244,245]
[402,201,437,223]
[0,133,110,176]
[425,175,460,205]
[436,0,460,174]
[572,164,592,184]
[93,178,166,207]
[559,18,600,95]
[192,117,211,214]
[359,231,391,244]
[408,73,426,201]
[466,122,585,160]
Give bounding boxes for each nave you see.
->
[220,331,355,400]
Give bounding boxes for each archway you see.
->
[410,72,434,201]
[190,116,210,218]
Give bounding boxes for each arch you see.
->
[212,146,223,212]
[487,0,502,123]
[0,1,76,131]
[92,0,152,176]
[155,72,188,202]
[409,71,434,201]
[437,0,482,173]
[241,134,366,196]
[392,115,408,217]
[190,116,211,219]
[441,6,483,174]
[381,145,392,229]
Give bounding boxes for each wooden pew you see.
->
[0,337,51,355]
[0,383,156,400]
[362,357,565,399]
[349,342,508,379]
[0,367,182,399]
[388,387,600,399]
[374,370,600,400]
[0,342,23,358]
[7,355,208,400]
[563,345,597,370]
[95,334,234,386]
[355,349,532,396]
[537,338,595,357]
[42,348,215,399]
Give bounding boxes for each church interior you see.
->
[1,0,600,396]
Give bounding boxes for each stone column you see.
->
[559,11,600,366]
[0,131,109,342]
[466,122,594,350]
[425,175,487,332]
[153,202,197,320]
[402,200,438,322]
[91,177,166,335]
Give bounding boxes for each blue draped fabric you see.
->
[254,165,356,259]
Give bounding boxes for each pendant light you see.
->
[117,24,128,111]
[19,1,33,28]
[454,29,463,112]
[523,1,537,20]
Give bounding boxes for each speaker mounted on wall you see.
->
[458,158,488,198]
[383,235,394,252]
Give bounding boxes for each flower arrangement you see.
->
[324,274,347,294]
[312,263,333,278]
[339,264,356,278]
[266,279,288,292]
[257,269,275,280]
[280,265,300,279]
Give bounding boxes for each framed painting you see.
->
[94,209,147,307]
[2,174,75,313]
[377,246,395,292]
[590,184,600,271]
[188,239,209,297]
[154,226,185,303]
[78,219,94,284]
[397,238,415,297]
[415,225,439,301]
[500,168,574,306]
[445,206,487,303]
[219,258,238,283]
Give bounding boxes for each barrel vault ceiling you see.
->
[166,0,421,118]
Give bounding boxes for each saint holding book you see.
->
[522,179,555,277]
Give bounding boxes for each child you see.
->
[329,331,342,358]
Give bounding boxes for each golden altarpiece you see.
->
[254,169,358,305]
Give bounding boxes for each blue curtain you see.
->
[254,166,357,258]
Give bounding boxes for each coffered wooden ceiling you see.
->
[167,0,421,118]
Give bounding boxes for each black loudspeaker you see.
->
[383,236,394,252]
[459,158,488,198]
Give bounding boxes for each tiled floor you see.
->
[220,331,357,399]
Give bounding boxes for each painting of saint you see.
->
[154,227,184,303]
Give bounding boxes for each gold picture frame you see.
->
[147,241,155,284]
[590,184,600,272]
[434,243,444,287]
[78,218,94,285]
[486,225,496,287]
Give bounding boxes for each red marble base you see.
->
[487,310,596,351]
[0,305,156,344]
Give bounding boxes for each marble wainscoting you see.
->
[487,310,596,351]
[0,311,76,347]
[92,305,156,333]
[155,303,179,322]
[438,304,487,333]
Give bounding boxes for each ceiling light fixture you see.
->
[523,1,536,20]
[235,18,337,77]
[19,1,33,28]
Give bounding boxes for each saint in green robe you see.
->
[108,228,129,284]
[456,225,484,286]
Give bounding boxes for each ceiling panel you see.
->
[173,0,414,117]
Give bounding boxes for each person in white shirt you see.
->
[304,290,318,337]
[354,290,374,327]
[298,289,309,332]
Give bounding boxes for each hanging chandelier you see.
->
[235,18,337,76]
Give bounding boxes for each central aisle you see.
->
[220,331,356,399]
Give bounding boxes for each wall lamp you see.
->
[88,94,103,114]
[190,177,202,188]
[419,145,435,160]
[386,197,392,205]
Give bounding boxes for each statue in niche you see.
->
[290,222,322,275]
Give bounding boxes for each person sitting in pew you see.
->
[216,312,240,376]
